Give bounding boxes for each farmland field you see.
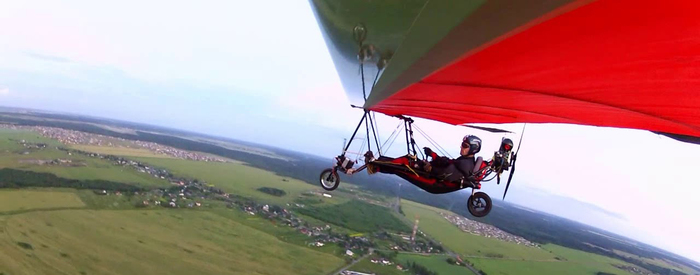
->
[132,157,325,203]
[400,200,642,275]
[612,248,696,274]
[72,145,176,159]
[397,254,474,275]
[0,130,169,188]
[468,254,634,275]
[0,189,85,212]
[401,200,556,260]
[0,209,344,275]
[350,257,406,275]
[0,129,63,150]
[26,160,171,188]
[297,200,410,233]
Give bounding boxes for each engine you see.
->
[491,138,513,173]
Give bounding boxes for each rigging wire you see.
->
[357,135,367,163]
[360,62,368,101]
[381,121,403,151]
[384,123,404,153]
[415,125,453,159]
[367,112,381,156]
[372,112,381,155]
[415,127,446,158]
[364,112,371,153]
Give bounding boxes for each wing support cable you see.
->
[414,125,453,159]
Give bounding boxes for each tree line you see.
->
[0,168,144,192]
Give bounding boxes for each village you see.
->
[58,146,441,261]
[1,124,228,162]
[3,125,455,274]
[441,212,538,247]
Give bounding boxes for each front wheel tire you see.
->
[319,168,340,191]
[467,192,492,217]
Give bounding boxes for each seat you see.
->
[473,156,483,174]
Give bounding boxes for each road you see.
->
[394,214,481,275]
[329,248,374,275]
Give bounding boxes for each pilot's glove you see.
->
[423,147,433,156]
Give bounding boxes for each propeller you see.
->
[463,124,515,134]
[503,124,526,200]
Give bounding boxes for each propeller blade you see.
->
[503,124,526,200]
[515,124,526,154]
[503,156,516,200]
[463,125,515,134]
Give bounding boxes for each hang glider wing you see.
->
[309,0,700,144]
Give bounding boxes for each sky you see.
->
[1,0,698,262]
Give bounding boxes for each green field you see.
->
[612,249,696,274]
[72,145,176,159]
[0,129,63,150]
[397,254,474,275]
[0,130,168,188]
[400,200,645,275]
[131,157,326,203]
[350,257,406,275]
[0,209,344,275]
[0,189,85,212]
[468,256,634,275]
[297,200,410,233]
[401,200,556,261]
[26,158,170,188]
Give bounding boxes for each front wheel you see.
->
[467,192,492,217]
[319,168,340,191]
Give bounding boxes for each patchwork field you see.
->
[401,200,556,260]
[350,257,406,275]
[613,248,697,274]
[0,189,85,212]
[132,157,326,203]
[457,244,640,275]
[0,130,169,188]
[397,254,474,275]
[71,145,176,159]
[400,200,645,275]
[468,257,628,275]
[0,209,344,275]
[297,200,410,234]
[0,129,63,150]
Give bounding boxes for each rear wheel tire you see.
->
[467,192,492,217]
[319,168,340,191]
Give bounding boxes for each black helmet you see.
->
[461,135,482,155]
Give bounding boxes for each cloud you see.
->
[0,87,9,96]
[23,51,73,63]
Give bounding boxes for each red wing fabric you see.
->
[370,0,700,138]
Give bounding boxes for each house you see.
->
[396,265,404,271]
[322,193,332,198]
[345,250,354,256]
[169,202,176,207]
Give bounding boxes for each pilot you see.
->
[423,135,481,182]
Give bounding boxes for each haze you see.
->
[1,0,698,261]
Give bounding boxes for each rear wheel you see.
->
[319,168,340,191]
[467,192,492,217]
